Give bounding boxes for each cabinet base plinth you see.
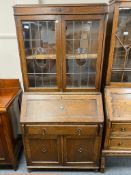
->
[26,165,100,171]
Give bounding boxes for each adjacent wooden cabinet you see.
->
[0,121,9,163]
[100,0,131,172]
[0,79,22,169]
[103,0,131,87]
[20,93,104,171]
[101,87,131,172]
[14,4,108,92]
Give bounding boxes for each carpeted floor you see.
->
[0,153,131,174]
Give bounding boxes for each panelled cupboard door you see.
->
[63,135,101,166]
[15,15,61,91]
[0,119,9,163]
[0,139,5,162]
[25,135,62,166]
[62,15,106,91]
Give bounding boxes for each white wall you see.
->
[0,0,108,89]
[43,0,108,4]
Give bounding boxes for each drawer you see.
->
[110,138,131,149]
[111,123,131,137]
[26,125,99,136]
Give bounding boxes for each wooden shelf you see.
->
[112,68,131,71]
[67,54,97,59]
[26,54,56,60]
[26,54,97,60]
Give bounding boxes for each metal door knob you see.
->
[118,142,123,146]
[78,147,83,153]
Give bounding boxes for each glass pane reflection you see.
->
[66,20,99,88]
[22,20,57,88]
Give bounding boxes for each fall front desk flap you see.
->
[20,93,104,123]
[105,87,131,121]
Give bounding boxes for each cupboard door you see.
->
[110,8,131,83]
[0,118,9,162]
[16,15,61,91]
[62,15,105,91]
[25,135,62,166]
[63,135,101,166]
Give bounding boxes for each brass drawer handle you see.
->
[57,8,62,12]
[42,128,46,136]
[121,128,126,132]
[78,147,83,153]
[52,8,63,13]
[41,145,47,153]
[77,128,82,135]
[118,142,123,146]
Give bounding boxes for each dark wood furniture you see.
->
[101,87,131,172]
[14,4,108,92]
[20,92,104,171]
[103,0,131,87]
[0,79,22,170]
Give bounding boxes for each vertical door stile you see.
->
[16,17,29,91]
[56,15,62,91]
[95,16,105,90]
[61,135,64,165]
[61,15,67,91]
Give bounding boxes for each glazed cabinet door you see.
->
[107,7,131,85]
[15,15,61,91]
[61,15,105,91]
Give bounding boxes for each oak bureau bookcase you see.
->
[101,0,131,172]
[14,4,108,171]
